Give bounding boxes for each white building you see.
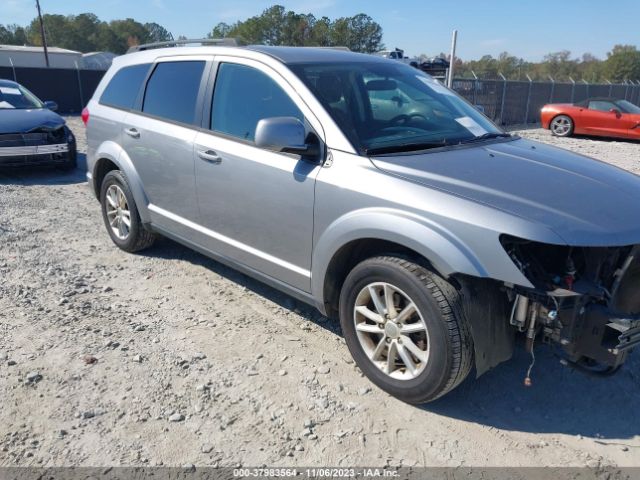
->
[0,45,83,69]
[81,51,117,70]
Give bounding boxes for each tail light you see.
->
[81,107,90,126]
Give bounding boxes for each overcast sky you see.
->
[2,0,637,61]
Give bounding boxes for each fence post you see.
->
[569,77,576,103]
[548,75,555,103]
[582,79,589,99]
[625,80,630,101]
[75,60,84,112]
[499,73,507,125]
[471,70,478,105]
[9,57,17,82]
[524,75,532,125]
[606,79,612,97]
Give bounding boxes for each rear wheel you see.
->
[100,170,156,252]
[550,114,574,137]
[339,256,473,404]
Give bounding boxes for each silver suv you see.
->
[85,40,640,403]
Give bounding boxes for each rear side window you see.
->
[100,64,150,109]
[142,61,205,125]
[211,63,303,142]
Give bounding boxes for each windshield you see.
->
[617,100,640,114]
[290,61,504,154]
[0,84,44,110]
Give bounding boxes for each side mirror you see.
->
[610,108,621,117]
[255,117,319,158]
[44,100,58,111]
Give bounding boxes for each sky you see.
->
[1,0,638,61]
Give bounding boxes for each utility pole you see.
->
[36,0,50,68]
[446,29,458,88]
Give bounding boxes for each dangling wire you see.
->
[524,332,536,387]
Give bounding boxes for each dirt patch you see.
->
[0,118,639,467]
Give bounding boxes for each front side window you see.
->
[290,61,504,155]
[142,61,205,125]
[0,83,43,109]
[588,100,616,112]
[617,100,640,114]
[100,63,150,109]
[211,63,303,142]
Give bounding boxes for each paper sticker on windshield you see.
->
[0,87,21,95]
[455,116,488,136]
[416,76,455,96]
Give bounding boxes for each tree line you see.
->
[0,5,638,83]
[443,46,640,83]
[0,14,173,54]
[208,5,384,53]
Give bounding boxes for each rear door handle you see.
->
[197,150,222,164]
[124,128,140,139]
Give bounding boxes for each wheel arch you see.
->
[312,209,489,318]
[92,141,151,223]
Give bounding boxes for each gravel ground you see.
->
[1,118,639,468]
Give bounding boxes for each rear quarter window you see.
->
[100,63,151,109]
[142,61,206,125]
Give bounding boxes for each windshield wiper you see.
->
[364,140,450,156]
[460,132,512,144]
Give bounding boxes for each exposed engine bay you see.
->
[500,235,640,377]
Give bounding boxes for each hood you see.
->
[0,108,65,134]
[370,138,640,246]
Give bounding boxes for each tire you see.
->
[549,114,574,137]
[339,256,473,404]
[100,170,156,253]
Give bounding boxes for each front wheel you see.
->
[550,114,574,137]
[339,256,473,404]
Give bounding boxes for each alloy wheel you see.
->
[353,282,430,380]
[105,184,131,240]
[551,116,572,136]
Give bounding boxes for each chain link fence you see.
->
[452,77,640,127]
[1,60,639,123]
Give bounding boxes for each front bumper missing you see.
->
[559,304,640,369]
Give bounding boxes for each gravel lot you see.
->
[1,117,639,468]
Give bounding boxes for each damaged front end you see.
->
[501,235,640,375]
[0,124,76,167]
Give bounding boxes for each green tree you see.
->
[605,45,640,82]
[344,14,383,53]
[108,18,151,53]
[0,25,12,44]
[144,22,173,43]
[206,5,383,52]
[209,22,232,39]
[309,16,332,46]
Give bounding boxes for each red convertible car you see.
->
[541,97,640,139]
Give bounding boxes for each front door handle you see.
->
[124,128,140,139]
[197,150,222,164]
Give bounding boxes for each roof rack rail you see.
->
[127,38,241,54]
